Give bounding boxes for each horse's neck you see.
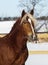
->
[6,18,21,39]
[6,25,19,41]
[10,18,21,33]
[9,25,27,48]
[5,18,27,49]
[14,31,27,50]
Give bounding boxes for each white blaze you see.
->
[28,18,31,24]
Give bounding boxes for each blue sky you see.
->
[0,0,48,17]
[0,0,32,17]
[0,0,21,17]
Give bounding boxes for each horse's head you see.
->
[20,10,37,42]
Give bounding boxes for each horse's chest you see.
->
[12,48,28,65]
[0,46,16,65]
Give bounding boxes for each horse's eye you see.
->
[26,16,29,20]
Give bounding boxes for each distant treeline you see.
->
[37,16,48,20]
[0,17,19,21]
[0,16,48,21]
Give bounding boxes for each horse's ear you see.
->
[21,10,26,17]
[30,9,34,15]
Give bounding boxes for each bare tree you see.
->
[19,0,40,12]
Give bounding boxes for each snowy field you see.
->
[25,42,48,65]
[0,20,48,33]
[0,21,15,33]
[25,54,48,65]
[0,21,48,65]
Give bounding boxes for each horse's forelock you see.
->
[27,13,37,24]
[21,13,37,25]
[21,14,27,24]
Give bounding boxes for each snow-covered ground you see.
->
[27,42,48,51]
[25,54,48,65]
[0,20,48,33]
[0,21,15,33]
[25,42,48,65]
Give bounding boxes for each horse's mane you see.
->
[10,17,21,33]
[5,18,21,38]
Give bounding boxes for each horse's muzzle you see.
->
[28,34,37,42]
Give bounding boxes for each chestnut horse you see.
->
[0,10,37,65]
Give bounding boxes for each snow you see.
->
[0,20,48,34]
[0,21,15,33]
[27,42,48,51]
[26,42,48,65]
[25,54,48,65]
[25,41,48,65]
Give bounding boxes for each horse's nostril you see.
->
[28,35,33,40]
[31,35,33,38]
[30,34,36,40]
